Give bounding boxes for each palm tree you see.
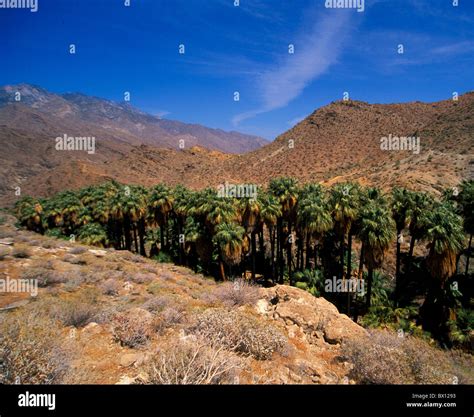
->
[213,222,245,280]
[329,183,359,282]
[297,185,333,270]
[407,191,433,271]
[240,194,262,280]
[358,202,395,309]
[149,184,174,252]
[458,180,474,276]
[391,188,412,304]
[259,192,281,282]
[15,196,44,233]
[78,223,108,247]
[269,177,299,284]
[171,185,192,265]
[425,202,465,286]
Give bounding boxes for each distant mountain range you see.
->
[0,84,473,204]
[0,84,268,153]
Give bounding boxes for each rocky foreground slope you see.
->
[0,214,472,385]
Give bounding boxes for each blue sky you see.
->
[0,0,473,139]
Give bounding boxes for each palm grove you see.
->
[14,178,474,348]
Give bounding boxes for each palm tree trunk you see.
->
[251,231,256,281]
[305,236,312,269]
[340,234,345,279]
[465,234,473,276]
[366,268,374,309]
[160,225,165,252]
[138,218,147,256]
[124,216,132,251]
[347,234,353,278]
[347,233,353,315]
[408,235,416,271]
[133,226,139,253]
[358,243,365,279]
[395,227,402,305]
[287,221,293,285]
[219,259,226,281]
[270,226,276,282]
[277,218,284,284]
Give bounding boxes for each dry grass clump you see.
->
[0,247,10,260]
[111,309,153,348]
[208,279,260,307]
[0,311,74,384]
[190,309,288,360]
[51,289,101,327]
[69,246,88,255]
[153,306,187,335]
[131,273,155,284]
[342,329,474,384]
[11,244,31,258]
[142,295,172,313]
[61,255,87,265]
[100,278,121,296]
[138,338,241,385]
[20,268,68,287]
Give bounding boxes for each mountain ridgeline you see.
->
[0,84,473,205]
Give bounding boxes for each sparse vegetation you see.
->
[191,309,289,360]
[112,309,153,348]
[139,338,241,385]
[0,311,74,384]
[342,330,474,384]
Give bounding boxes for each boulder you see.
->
[257,285,367,345]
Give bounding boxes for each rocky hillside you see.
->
[0,215,471,385]
[2,90,472,206]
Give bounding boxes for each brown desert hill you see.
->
[0,88,473,205]
[213,92,474,193]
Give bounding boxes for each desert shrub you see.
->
[342,329,474,384]
[62,255,87,265]
[142,265,158,274]
[146,281,163,295]
[40,240,59,249]
[131,273,155,284]
[0,312,73,384]
[11,245,31,258]
[153,306,187,334]
[112,309,153,348]
[209,279,260,307]
[121,252,145,263]
[0,216,5,225]
[190,309,288,360]
[138,338,241,384]
[142,296,172,313]
[0,247,9,260]
[51,290,100,327]
[69,246,87,255]
[20,268,68,287]
[100,278,120,296]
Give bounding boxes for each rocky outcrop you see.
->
[257,285,368,345]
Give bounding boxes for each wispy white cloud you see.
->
[287,115,306,127]
[232,10,354,125]
[155,110,171,119]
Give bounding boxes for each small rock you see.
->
[120,353,143,368]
